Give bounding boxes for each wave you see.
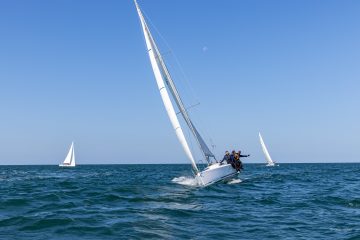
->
[171,176,199,187]
[1,164,359,240]
[226,178,242,184]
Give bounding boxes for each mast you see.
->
[135,0,199,173]
[134,0,215,165]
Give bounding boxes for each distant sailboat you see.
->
[59,142,76,167]
[259,132,275,166]
[134,1,237,186]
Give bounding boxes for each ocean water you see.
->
[0,163,359,239]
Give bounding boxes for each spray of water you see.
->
[173,176,243,186]
[226,178,242,184]
[172,176,199,187]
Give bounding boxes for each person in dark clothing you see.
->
[236,150,250,171]
[229,150,236,169]
[234,153,242,171]
[221,149,250,171]
[230,150,236,162]
[220,151,231,165]
[238,150,250,159]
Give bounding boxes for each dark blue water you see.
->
[0,164,359,239]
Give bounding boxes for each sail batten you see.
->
[135,1,199,173]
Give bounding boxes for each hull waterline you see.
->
[196,163,238,187]
[59,164,75,168]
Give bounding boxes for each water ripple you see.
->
[0,164,359,239]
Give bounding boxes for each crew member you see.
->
[220,151,231,164]
[237,150,250,171]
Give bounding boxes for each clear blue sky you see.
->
[0,0,359,165]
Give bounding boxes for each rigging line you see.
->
[141,10,195,123]
[186,122,203,170]
[186,126,195,166]
[176,102,200,115]
[140,10,216,158]
[141,7,215,162]
[190,110,217,159]
[141,9,200,106]
[188,127,205,168]
[136,3,200,173]
[145,24,210,162]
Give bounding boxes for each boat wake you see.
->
[226,178,242,184]
[172,176,199,187]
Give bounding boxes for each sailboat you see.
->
[134,1,238,186]
[259,132,275,166]
[59,142,76,167]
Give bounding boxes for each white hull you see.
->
[196,163,238,186]
[58,164,75,168]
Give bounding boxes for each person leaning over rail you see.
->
[236,150,250,171]
[220,151,231,165]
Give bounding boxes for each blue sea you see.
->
[0,163,359,239]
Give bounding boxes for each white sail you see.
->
[134,1,199,173]
[134,1,240,186]
[151,45,215,162]
[259,132,274,166]
[60,142,75,167]
[69,143,75,167]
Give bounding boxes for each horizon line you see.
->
[0,162,359,166]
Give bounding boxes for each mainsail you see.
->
[165,77,215,161]
[135,1,201,172]
[151,47,216,161]
[135,1,215,170]
[259,132,274,166]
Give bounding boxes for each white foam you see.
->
[226,178,242,184]
[172,176,199,187]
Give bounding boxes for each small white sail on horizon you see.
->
[259,132,275,166]
[59,142,76,167]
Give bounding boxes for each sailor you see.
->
[230,150,236,161]
[237,150,250,171]
[220,151,231,164]
[230,150,236,169]
[238,150,250,159]
[233,153,241,171]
